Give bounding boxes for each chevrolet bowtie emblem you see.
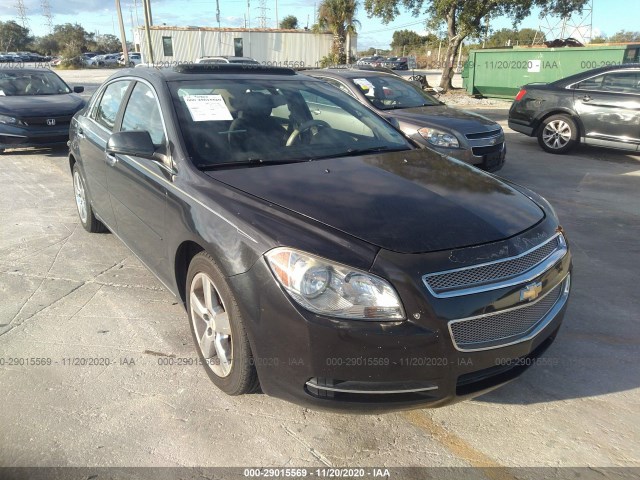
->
[520,281,543,302]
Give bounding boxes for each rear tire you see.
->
[537,114,578,154]
[72,164,107,233]
[186,252,259,395]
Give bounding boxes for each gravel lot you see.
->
[0,68,639,476]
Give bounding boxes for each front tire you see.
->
[72,164,107,233]
[186,252,259,395]
[537,114,578,154]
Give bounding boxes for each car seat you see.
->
[228,92,287,155]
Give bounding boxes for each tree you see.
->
[33,34,59,55]
[608,30,640,43]
[95,34,122,53]
[391,29,435,53]
[280,15,299,29]
[485,27,541,47]
[0,20,33,52]
[317,0,360,64]
[364,0,590,92]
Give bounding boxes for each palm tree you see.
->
[317,0,360,64]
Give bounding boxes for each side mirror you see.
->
[73,86,84,93]
[106,131,156,158]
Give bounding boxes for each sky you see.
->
[0,0,636,50]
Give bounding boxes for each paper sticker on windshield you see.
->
[353,78,375,96]
[183,94,233,121]
[0,90,4,96]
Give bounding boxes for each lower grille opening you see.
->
[472,144,503,156]
[305,378,439,403]
[456,329,558,396]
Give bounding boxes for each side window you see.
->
[574,74,604,91]
[121,82,166,146]
[94,80,130,131]
[299,90,374,138]
[600,72,640,93]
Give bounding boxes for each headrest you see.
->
[239,92,273,118]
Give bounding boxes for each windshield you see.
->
[0,70,71,96]
[169,77,412,168]
[350,75,440,110]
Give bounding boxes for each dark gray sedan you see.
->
[304,69,506,171]
[509,64,640,154]
[0,68,85,153]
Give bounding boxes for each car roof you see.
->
[106,64,310,83]
[305,68,397,79]
[551,63,640,86]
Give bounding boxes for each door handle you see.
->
[105,153,118,166]
[582,95,592,102]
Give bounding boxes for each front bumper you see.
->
[412,137,507,172]
[229,228,571,413]
[0,124,70,150]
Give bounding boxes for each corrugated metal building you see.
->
[135,26,356,68]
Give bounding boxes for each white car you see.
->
[118,53,141,67]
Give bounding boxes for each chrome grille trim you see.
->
[464,129,502,140]
[448,275,570,352]
[423,233,567,298]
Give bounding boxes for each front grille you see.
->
[449,279,566,351]
[424,234,562,295]
[21,115,73,126]
[472,144,503,156]
[465,129,502,140]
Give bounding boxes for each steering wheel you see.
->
[286,120,330,146]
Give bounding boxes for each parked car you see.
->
[382,56,409,70]
[304,69,506,171]
[68,64,571,412]
[509,64,640,154]
[118,53,141,67]
[0,68,84,153]
[195,56,260,65]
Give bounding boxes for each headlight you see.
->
[265,248,405,321]
[0,114,21,125]
[418,127,459,148]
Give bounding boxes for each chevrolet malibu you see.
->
[69,64,571,412]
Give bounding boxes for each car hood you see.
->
[387,105,498,134]
[0,94,85,118]
[207,149,544,254]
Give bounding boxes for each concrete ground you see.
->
[0,69,639,472]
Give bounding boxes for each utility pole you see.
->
[142,0,154,63]
[115,0,129,66]
[216,0,222,55]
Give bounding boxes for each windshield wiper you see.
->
[311,146,409,160]
[197,157,304,170]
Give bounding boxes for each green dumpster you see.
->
[463,44,640,99]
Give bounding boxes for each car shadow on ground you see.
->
[2,146,69,158]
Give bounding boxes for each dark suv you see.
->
[69,64,571,412]
[509,64,640,154]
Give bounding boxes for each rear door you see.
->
[77,79,131,229]
[572,70,640,148]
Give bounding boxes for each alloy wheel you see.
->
[542,120,572,150]
[73,170,87,224]
[189,272,233,377]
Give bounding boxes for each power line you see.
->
[361,19,426,35]
[41,0,54,34]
